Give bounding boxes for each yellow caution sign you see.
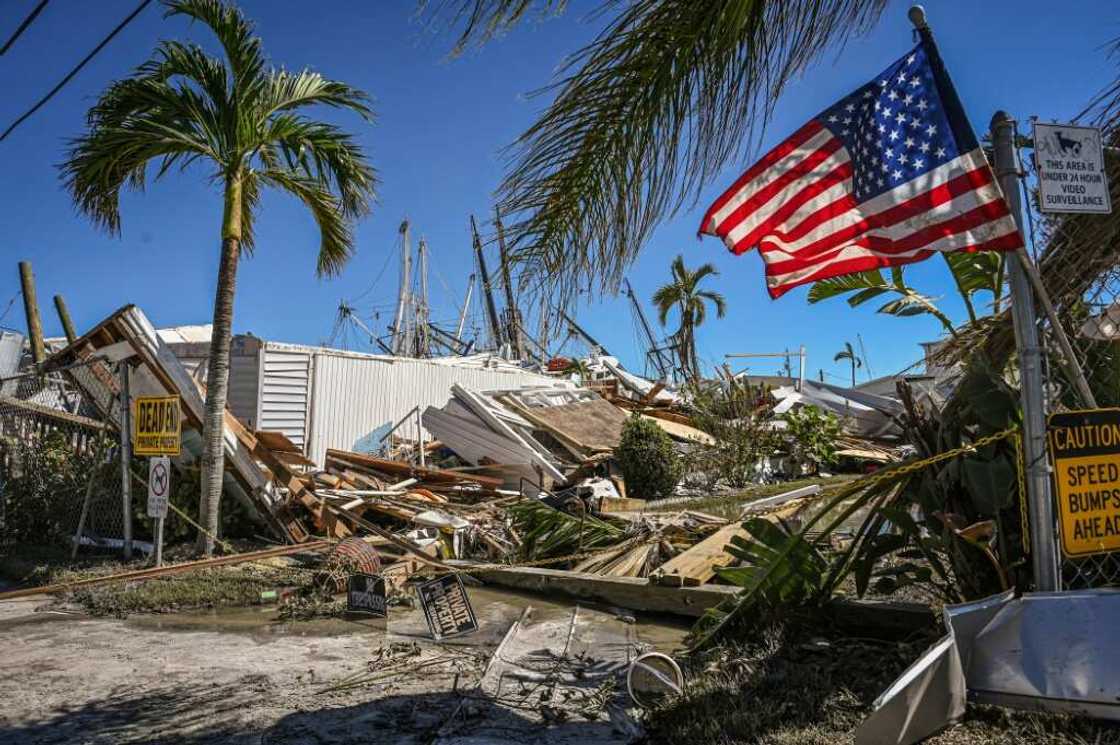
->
[1048,408,1120,557]
[134,395,181,456]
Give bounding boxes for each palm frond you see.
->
[263,114,377,217]
[423,0,568,56]
[493,0,887,305]
[699,290,727,318]
[260,168,354,276]
[164,0,265,92]
[507,499,625,560]
[807,270,888,304]
[259,70,374,121]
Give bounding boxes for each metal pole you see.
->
[119,362,133,558]
[991,110,1060,591]
[18,261,45,364]
[797,345,806,393]
[154,514,165,567]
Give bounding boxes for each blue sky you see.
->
[1,1,1117,385]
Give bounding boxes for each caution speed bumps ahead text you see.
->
[1048,408,1120,556]
[134,396,181,456]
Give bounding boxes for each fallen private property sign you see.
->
[346,573,387,617]
[1048,408,1120,556]
[417,574,478,640]
[134,396,181,456]
[1034,122,1111,215]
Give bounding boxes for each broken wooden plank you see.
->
[327,448,503,489]
[654,499,807,585]
[0,540,332,601]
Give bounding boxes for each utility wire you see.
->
[0,0,49,56]
[0,0,153,143]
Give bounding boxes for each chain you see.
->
[1013,431,1030,555]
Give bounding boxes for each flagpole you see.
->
[910,5,1062,591]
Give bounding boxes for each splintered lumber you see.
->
[326,448,503,489]
[0,541,332,601]
[655,499,808,585]
[641,414,715,445]
[598,496,648,514]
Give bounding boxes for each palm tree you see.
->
[61,0,377,555]
[425,1,889,305]
[653,255,726,381]
[833,341,862,388]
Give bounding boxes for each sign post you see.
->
[147,456,171,566]
[1033,122,1111,215]
[990,111,1062,591]
[134,396,180,567]
[1048,409,1120,557]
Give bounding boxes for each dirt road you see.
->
[0,588,684,744]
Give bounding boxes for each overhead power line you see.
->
[0,0,153,143]
[0,0,49,56]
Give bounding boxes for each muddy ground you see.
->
[0,586,685,744]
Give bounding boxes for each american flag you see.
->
[699,40,1021,298]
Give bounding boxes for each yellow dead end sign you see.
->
[133,395,182,456]
[1048,408,1120,557]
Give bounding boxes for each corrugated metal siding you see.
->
[226,343,260,428]
[258,347,312,449]
[305,352,556,466]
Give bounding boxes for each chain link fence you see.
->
[0,359,128,557]
[1020,122,1120,590]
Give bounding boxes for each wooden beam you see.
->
[0,540,332,601]
[326,448,503,489]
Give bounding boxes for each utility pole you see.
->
[390,220,412,355]
[991,113,1060,590]
[53,294,78,344]
[494,209,523,359]
[18,261,45,364]
[470,215,504,352]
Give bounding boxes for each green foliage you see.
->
[507,499,625,559]
[683,379,780,489]
[783,405,840,475]
[431,0,890,305]
[689,361,1027,649]
[809,267,961,334]
[653,255,726,380]
[616,413,683,499]
[0,432,116,546]
[61,0,378,275]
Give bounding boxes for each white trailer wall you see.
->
[225,339,558,466]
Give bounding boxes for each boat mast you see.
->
[390,219,411,355]
[416,236,430,357]
[471,215,504,353]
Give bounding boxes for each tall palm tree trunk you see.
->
[199,175,243,556]
[850,360,856,388]
[688,325,700,383]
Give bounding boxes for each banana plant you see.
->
[807,253,1005,337]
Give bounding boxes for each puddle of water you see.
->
[123,585,690,652]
